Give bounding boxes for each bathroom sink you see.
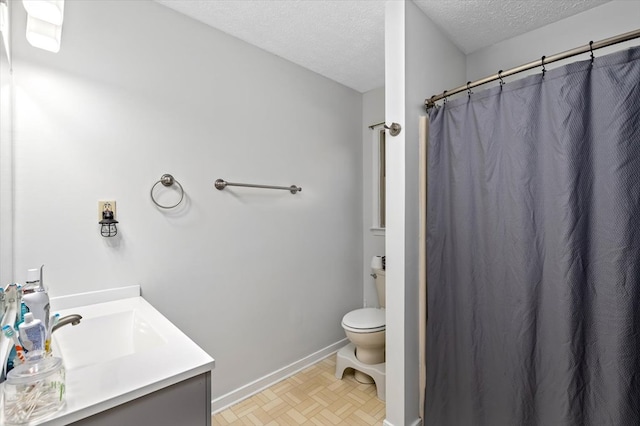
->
[21,288,214,426]
[52,308,167,370]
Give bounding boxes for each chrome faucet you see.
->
[52,314,83,333]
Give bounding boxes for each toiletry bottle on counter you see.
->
[18,313,46,359]
[22,265,50,334]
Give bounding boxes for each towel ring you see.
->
[150,174,184,209]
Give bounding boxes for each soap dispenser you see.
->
[22,265,50,335]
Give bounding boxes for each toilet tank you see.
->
[375,269,386,308]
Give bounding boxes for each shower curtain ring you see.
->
[498,70,505,88]
[541,56,546,77]
[443,90,448,104]
[589,41,595,64]
[467,81,473,98]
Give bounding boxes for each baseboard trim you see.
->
[383,418,422,426]
[211,338,349,414]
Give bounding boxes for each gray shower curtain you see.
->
[425,45,640,426]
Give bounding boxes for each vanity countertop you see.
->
[1,286,215,426]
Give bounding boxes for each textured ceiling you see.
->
[155,0,613,93]
[413,0,613,54]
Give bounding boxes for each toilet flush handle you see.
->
[370,273,377,279]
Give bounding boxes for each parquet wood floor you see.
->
[212,354,385,425]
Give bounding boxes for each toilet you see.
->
[335,268,386,401]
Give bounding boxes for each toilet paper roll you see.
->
[371,256,383,270]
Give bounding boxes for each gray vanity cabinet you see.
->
[69,372,211,426]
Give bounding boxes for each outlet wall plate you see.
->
[98,201,116,221]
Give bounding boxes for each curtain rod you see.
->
[368,121,402,136]
[425,28,640,110]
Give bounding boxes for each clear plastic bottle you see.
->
[22,265,50,335]
[18,313,46,359]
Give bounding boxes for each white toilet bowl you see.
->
[342,308,385,383]
[344,328,385,364]
[335,268,386,399]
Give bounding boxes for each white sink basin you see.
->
[34,289,214,426]
[52,309,167,370]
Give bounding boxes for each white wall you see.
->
[467,1,640,82]
[9,0,363,401]
[384,1,465,425]
[362,87,385,307]
[0,0,12,287]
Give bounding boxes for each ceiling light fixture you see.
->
[25,14,61,52]
[22,0,64,52]
[0,0,9,62]
[0,1,8,36]
[22,0,63,25]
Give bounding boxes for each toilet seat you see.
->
[342,308,385,333]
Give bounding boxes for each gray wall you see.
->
[10,0,363,400]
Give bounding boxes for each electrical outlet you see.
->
[98,201,116,221]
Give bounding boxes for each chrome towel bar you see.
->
[214,179,302,194]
